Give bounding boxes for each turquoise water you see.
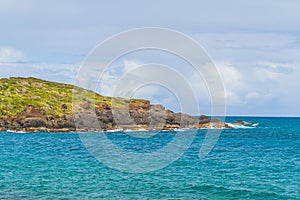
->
[0,117,299,199]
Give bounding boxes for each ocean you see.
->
[0,117,299,199]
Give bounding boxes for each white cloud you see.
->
[213,60,300,115]
[190,31,300,115]
[214,62,245,105]
[123,60,142,73]
[95,59,205,114]
[96,54,300,115]
[256,62,294,75]
[0,50,77,84]
[0,47,27,63]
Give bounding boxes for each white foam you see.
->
[173,128,190,132]
[197,127,225,130]
[226,123,255,129]
[123,129,135,132]
[123,129,149,132]
[105,129,123,133]
[6,130,27,133]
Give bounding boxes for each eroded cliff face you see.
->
[0,104,230,132]
[0,77,230,132]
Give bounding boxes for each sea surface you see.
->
[0,117,299,199]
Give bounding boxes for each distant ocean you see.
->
[0,117,299,199]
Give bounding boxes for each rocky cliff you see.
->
[0,77,230,132]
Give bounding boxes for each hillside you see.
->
[0,77,229,132]
[0,77,149,118]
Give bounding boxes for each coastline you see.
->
[0,121,232,133]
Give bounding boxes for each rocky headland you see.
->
[0,77,231,132]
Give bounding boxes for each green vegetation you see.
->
[0,77,148,118]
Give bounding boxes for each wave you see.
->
[105,129,124,133]
[131,128,148,132]
[226,123,256,129]
[173,128,190,132]
[6,130,27,133]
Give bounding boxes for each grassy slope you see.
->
[0,77,147,118]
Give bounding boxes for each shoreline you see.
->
[0,119,258,133]
[0,126,234,133]
[0,122,234,133]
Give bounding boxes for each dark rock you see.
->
[23,117,46,128]
[198,115,210,124]
[231,120,254,125]
[179,113,197,126]
[1,102,230,131]
[61,104,68,110]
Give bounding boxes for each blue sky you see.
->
[0,0,300,116]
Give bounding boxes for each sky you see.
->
[0,0,300,116]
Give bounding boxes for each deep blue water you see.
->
[0,117,299,199]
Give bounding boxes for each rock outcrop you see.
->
[0,105,231,132]
[231,120,255,125]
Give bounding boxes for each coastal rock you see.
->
[56,115,76,129]
[0,104,231,131]
[23,117,47,128]
[231,120,254,125]
[129,109,151,125]
[198,115,211,124]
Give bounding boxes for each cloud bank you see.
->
[0,1,299,116]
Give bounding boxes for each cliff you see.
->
[0,77,230,132]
